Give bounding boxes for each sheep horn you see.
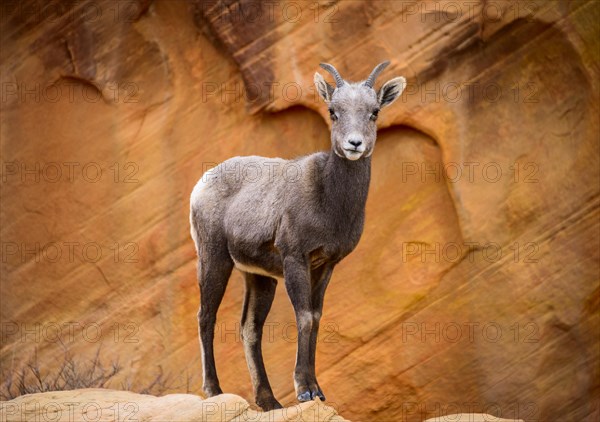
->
[319,63,345,88]
[364,61,390,88]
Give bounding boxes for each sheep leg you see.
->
[197,249,233,398]
[307,264,334,401]
[283,256,320,402]
[240,273,282,410]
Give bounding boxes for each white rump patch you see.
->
[190,167,218,254]
[190,167,218,206]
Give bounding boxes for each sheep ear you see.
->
[314,72,334,103]
[378,76,406,108]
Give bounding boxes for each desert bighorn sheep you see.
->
[190,61,406,410]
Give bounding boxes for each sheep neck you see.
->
[321,151,371,224]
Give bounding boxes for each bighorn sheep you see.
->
[190,62,406,410]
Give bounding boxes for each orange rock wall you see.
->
[1,1,598,421]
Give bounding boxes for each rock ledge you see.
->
[0,389,348,422]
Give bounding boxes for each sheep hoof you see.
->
[297,388,325,402]
[257,397,283,411]
[297,391,312,402]
[312,390,326,401]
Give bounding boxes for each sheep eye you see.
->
[329,108,338,121]
[370,109,380,121]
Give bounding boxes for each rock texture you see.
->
[0,389,527,422]
[1,1,598,421]
[0,389,349,421]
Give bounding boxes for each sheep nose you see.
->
[349,139,362,147]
